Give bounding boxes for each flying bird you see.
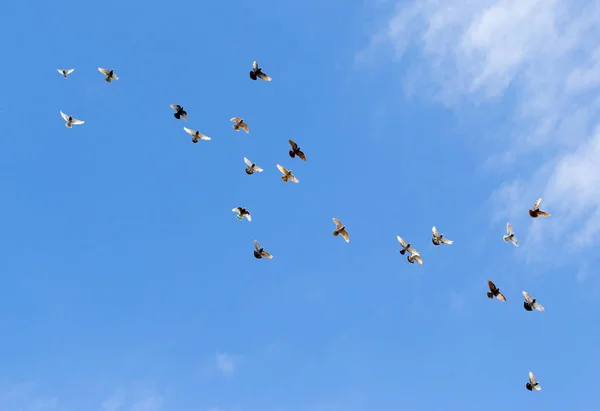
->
[277,164,299,183]
[98,67,118,82]
[232,207,251,222]
[486,280,506,302]
[503,223,519,247]
[243,157,263,175]
[170,104,188,121]
[406,248,423,265]
[57,68,74,78]
[526,372,541,391]
[288,139,306,161]
[249,60,272,81]
[332,218,349,243]
[60,111,84,128]
[253,240,273,259]
[522,291,545,312]
[529,198,551,218]
[396,236,414,255]
[183,127,210,143]
[230,117,249,133]
[432,226,453,246]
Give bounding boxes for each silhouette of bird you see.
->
[249,60,271,81]
[288,139,306,161]
[98,67,118,82]
[529,198,551,218]
[243,157,263,175]
[526,372,541,391]
[253,240,273,259]
[57,68,74,78]
[183,127,210,143]
[170,104,188,121]
[486,280,506,302]
[232,207,251,222]
[503,223,519,246]
[522,291,545,312]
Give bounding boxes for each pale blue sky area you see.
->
[1,1,599,411]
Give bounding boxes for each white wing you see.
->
[533,384,542,391]
[232,207,241,213]
[254,165,263,172]
[532,302,545,312]
[60,111,69,121]
[245,213,252,222]
[98,67,110,75]
[522,291,533,303]
[511,236,519,247]
[252,60,258,71]
[529,372,537,384]
[70,117,84,125]
[413,255,423,265]
[440,237,453,245]
[506,223,513,235]
[276,164,288,175]
[432,226,440,238]
[66,68,74,75]
[533,197,542,210]
[244,157,253,167]
[183,127,196,136]
[397,235,407,247]
[289,174,299,183]
[111,72,119,80]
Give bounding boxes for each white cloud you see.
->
[215,352,236,375]
[359,0,600,270]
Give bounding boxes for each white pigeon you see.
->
[60,111,84,128]
[503,223,519,246]
[57,68,74,78]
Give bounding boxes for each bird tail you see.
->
[333,230,339,236]
[281,175,288,182]
[503,235,509,242]
[236,215,243,220]
[174,113,180,119]
[289,150,296,158]
[65,123,72,128]
[486,292,493,299]
[105,77,111,82]
[400,249,406,255]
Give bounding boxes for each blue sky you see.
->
[1,0,599,410]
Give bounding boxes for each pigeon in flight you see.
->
[526,372,541,391]
[332,218,349,243]
[183,127,210,143]
[522,291,545,312]
[57,68,74,78]
[503,223,519,246]
[232,207,251,222]
[98,67,119,82]
[230,117,249,133]
[253,240,273,259]
[249,60,271,81]
[288,139,306,161]
[277,164,299,183]
[60,111,84,128]
[432,226,453,246]
[487,280,506,302]
[529,198,551,218]
[170,104,188,121]
[243,157,263,175]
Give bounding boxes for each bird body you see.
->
[253,240,272,259]
[288,139,306,161]
[243,157,263,175]
[526,372,541,391]
[98,67,118,82]
[522,291,545,312]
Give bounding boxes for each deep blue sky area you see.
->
[0,1,598,411]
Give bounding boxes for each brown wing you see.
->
[257,71,272,81]
[488,280,496,292]
[288,139,298,150]
[241,122,249,133]
[339,229,350,243]
[537,211,551,217]
[296,150,306,161]
[496,292,507,302]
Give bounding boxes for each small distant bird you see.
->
[276,164,299,183]
[232,207,251,222]
[522,291,545,312]
[529,198,551,218]
[57,68,74,78]
[249,60,272,81]
[432,226,453,246]
[486,280,506,302]
[60,110,84,128]
[170,104,188,121]
[98,67,118,82]
[183,127,210,143]
[230,117,249,133]
[406,248,423,265]
[253,240,273,259]
[503,223,519,247]
[396,236,414,255]
[288,139,307,161]
[243,157,263,175]
[332,218,349,242]
[526,372,541,391]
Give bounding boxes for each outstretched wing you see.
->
[245,213,252,222]
[252,60,259,71]
[244,157,253,167]
[537,211,551,217]
[407,247,419,255]
[296,150,307,161]
[60,111,69,121]
[253,240,261,251]
[98,67,110,75]
[170,104,182,111]
[288,139,298,150]
[432,226,440,238]
[496,292,507,302]
[66,68,74,75]
[240,122,249,133]
[488,280,496,292]
[413,255,423,265]
[529,372,537,384]
[232,207,241,213]
[183,127,196,136]
[276,164,288,175]
[532,302,545,312]
[339,229,350,243]
[533,198,542,211]
[289,174,299,183]
[257,71,271,81]
[230,117,241,123]
[511,236,519,247]
[261,250,273,259]
[333,218,343,229]
[70,117,84,125]
[254,165,263,172]
[440,237,453,244]
[397,235,407,247]
[522,291,534,304]
[506,223,513,235]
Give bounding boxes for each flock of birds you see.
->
[56,63,553,393]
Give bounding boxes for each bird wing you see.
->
[533,198,542,211]
[440,237,453,244]
[407,247,419,255]
[197,133,210,140]
[413,255,423,265]
[340,229,350,243]
[170,104,181,110]
[60,111,69,121]
[245,213,252,222]
[432,226,440,238]
[183,127,195,136]
[240,122,249,133]
[511,236,519,246]
[296,150,307,161]
[276,164,288,175]
[533,384,541,391]
[529,372,537,384]
[333,218,343,229]
[289,174,299,183]
[532,301,545,312]
[496,292,507,302]
[111,72,119,80]
[254,165,263,172]
[181,112,188,121]
[506,223,513,235]
[537,211,551,217]
[253,240,261,251]
[232,207,241,213]
[522,291,534,304]
[244,157,253,167]
[252,60,259,71]
[57,69,64,75]
[397,235,407,247]
[257,71,272,81]
[261,250,273,259]
[230,117,241,123]
[98,67,110,75]
[488,280,496,292]
[70,117,84,125]
[288,139,298,150]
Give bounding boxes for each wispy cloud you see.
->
[358,0,600,272]
[215,352,236,375]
